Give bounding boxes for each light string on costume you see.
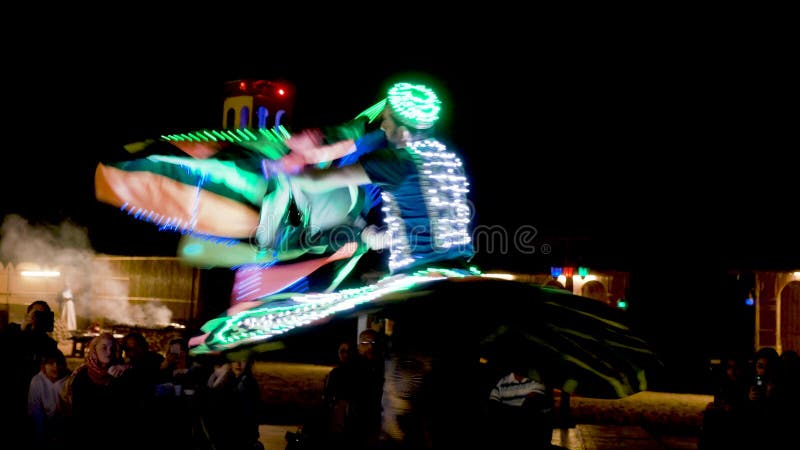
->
[161,126,290,159]
[382,191,413,271]
[201,267,474,351]
[148,155,268,206]
[161,126,289,145]
[412,139,471,248]
[232,266,269,303]
[188,171,207,232]
[118,157,257,246]
[385,139,472,272]
[120,202,194,234]
[119,201,243,246]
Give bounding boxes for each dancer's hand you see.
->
[285,129,323,156]
[361,225,389,250]
[278,152,307,174]
[262,152,306,178]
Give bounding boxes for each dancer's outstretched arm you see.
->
[177,234,323,268]
[291,163,372,194]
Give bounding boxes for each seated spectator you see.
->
[488,363,554,450]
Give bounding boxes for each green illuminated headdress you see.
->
[386,82,441,129]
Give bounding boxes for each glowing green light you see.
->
[276,125,291,139]
[387,82,441,129]
[194,267,476,353]
[202,130,218,141]
[182,243,203,255]
[617,299,628,309]
[355,99,388,123]
[243,128,258,140]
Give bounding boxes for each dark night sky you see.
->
[4,39,795,272]
[1,30,796,389]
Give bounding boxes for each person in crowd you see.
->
[119,332,165,394]
[741,347,782,448]
[322,339,355,440]
[768,349,800,446]
[288,338,357,449]
[152,337,207,449]
[487,361,554,450]
[293,329,385,449]
[59,332,132,449]
[158,336,203,388]
[117,332,169,440]
[0,300,59,443]
[746,347,780,407]
[777,349,800,405]
[202,353,263,450]
[340,329,385,449]
[698,351,750,450]
[21,300,59,379]
[27,346,69,449]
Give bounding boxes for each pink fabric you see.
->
[169,141,222,159]
[188,333,209,348]
[231,243,358,304]
[95,164,259,238]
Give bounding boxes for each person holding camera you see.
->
[0,300,59,443]
[741,347,782,448]
[698,352,750,450]
[748,347,779,404]
[21,301,59,377]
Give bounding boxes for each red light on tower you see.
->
[223,79,296,129]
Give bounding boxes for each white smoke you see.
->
[1,214,173,327]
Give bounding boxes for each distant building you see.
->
[0,257,200,330]
[222,79,295,130]
[755,270,800,353]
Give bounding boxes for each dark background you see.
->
[1,29,796,392]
